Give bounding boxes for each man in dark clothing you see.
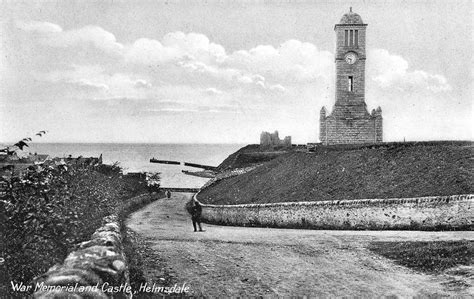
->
[191,201,203,232]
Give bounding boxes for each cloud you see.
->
[223,39,334,83]
[5,21,464,143]
[16,21,123,56]
[53,26,124,55]
[16,20,62,33]
[124,38,180,64]
[368,49,451,93]
[32,65,155,100]
[8,21,454,97]
[134,79,152,89]
[124,32,226,65]
[156,107,198,113]
[11,22,330,97]
[162,32,226,63]
[204,87,223,95]
[75,79,109,91]
[268,84,287,93]
[237,75,253,84]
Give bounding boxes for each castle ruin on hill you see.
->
[320,8,383,145]
[260,131,291,148]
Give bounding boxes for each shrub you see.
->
[0,162,156,296]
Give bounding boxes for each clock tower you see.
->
[335,7,367,107]
[320,8,383,145]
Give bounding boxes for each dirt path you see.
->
[127,192,474,297]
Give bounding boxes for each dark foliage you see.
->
[0,162,158,296]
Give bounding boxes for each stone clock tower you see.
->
[320,8,383,145]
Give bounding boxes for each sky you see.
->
[0,0,472,144]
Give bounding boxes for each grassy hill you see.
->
[217,144,294,170]
[198,141,473,205]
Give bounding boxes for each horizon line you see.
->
[0,141,252,145]
[1,139,473,145]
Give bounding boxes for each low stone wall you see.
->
[33,193,159,298]
[197,194,473,230]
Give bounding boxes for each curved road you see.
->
[127,192,473,297]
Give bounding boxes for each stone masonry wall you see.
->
[197,194,473,230]
[33,215,130,298]
[33,193,159,298]
[320,114,382,145]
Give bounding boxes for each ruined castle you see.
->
[320,8,383,145]
[260,131,291,148]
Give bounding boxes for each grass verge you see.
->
[123,229,176,297]
[368,240,473,273]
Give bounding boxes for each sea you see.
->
[24,143,244,188]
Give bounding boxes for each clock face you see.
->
[345,53,357,64]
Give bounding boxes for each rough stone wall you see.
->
[33,215,129,298]
[197,194,473,230]
[33,193,159,298]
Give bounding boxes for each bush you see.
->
[0,162,155,296]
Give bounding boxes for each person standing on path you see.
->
[191,200,203,232]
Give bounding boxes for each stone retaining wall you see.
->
[196,194,473,230]
[33,193,159,298]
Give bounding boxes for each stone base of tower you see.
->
[320,105,383,145]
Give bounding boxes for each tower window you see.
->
[344,30,359,47]
[348,76,354,91]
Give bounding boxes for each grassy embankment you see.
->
[198,141,473,205]
[217,144,293,171]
